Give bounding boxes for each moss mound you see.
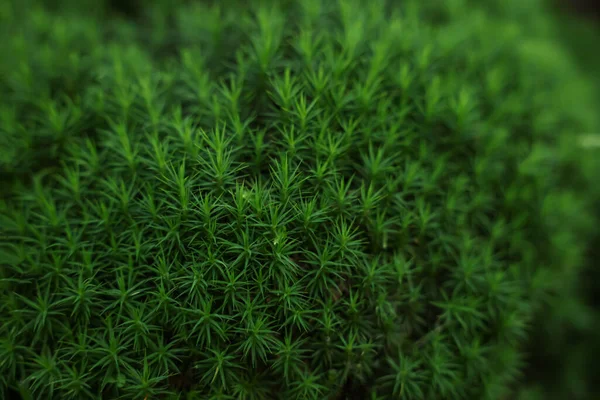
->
[1,0,598,399]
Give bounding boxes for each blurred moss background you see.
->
[519,3,600,399]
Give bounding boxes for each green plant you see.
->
[512,4,600,399]
[1,0,598,399]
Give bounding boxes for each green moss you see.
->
[0,0,598,399]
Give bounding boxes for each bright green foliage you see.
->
[0,0,598,399]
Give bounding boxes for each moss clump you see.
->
[1,0,598,399]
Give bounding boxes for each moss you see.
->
[0,0,598,398]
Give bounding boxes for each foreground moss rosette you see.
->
[1,0,598,399]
